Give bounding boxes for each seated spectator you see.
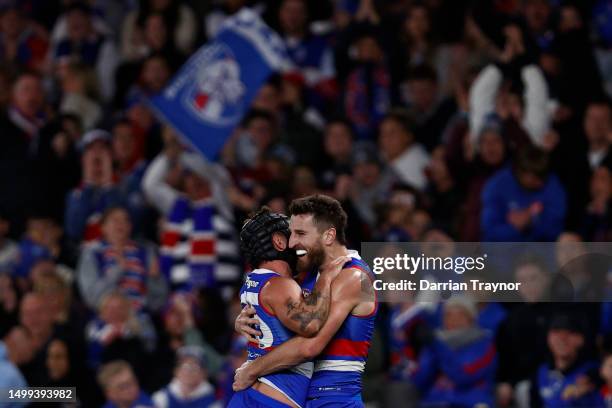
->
[143,147,240,291]
[152,345,221,408]
[77,205,167,313]
[531,314,600,407]
[86,292,156,371]
[378,110,430,190]
[0,5,48,72]
[98,360,155,408]
[51,3,118,102]
[481,147,566,241]
[64,129,123,244]
[411,295,497,407]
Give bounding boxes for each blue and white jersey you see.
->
[240,268,314,408]
[300,250,378,400]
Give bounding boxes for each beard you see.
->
[296,240,326,273]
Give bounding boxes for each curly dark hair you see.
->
[289,194,348,244]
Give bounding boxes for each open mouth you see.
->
[296,249,308,257]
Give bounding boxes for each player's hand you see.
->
[235,305,261,342]
[233,361,256,391]
[320,255,351,280]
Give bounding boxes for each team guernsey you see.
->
[301,250,378,404]
[237,268,314,408]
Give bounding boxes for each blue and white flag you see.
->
[149,8,288,160]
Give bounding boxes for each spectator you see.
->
[0,5,48,72]
[481,147,566,241]
[598,353,612,406]
[86,292,156,371]
[58,61,102,130]
[143,146,240,291]
[341,24,391,140]
[583,100,612,170]
[121,0,196,62]
[401,64,457,151]
[318,118,354,194]
[18,292,55,385]
[64,129,123,244]
[469,23,551,148]
[0,335,27,392]
[411,295,497,407]
[277,0,336,104]
[530,314,600,407]
[77,206,167,312]
[98,360,155,408]
[0,214,18,273]
[581,165,612,241]
[13,215,57,279]
[0,274,19,338]
[152,345,221,408]
[0,71,46,236]
[378,110,430,190]
[51,3,119,102]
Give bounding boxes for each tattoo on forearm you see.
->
[285,289,330,331]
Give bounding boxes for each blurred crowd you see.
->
[0,0,612,406]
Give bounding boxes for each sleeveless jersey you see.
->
[240,268,314,408]
[302,250,378,399]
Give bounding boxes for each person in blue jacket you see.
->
[411,295,497,407]
[481,146,566,241]
[530,313,600,407]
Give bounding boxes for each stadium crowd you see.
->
[0,0,612,406]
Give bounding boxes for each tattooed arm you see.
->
[260,256,349,337]
[233,267,375,390]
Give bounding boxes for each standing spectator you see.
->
[481,147,566,241]
[142,148,240,291]
[64,129,123,244]
[469,23,551,148]
[378,110,430,190]
[120,0,196,62]
[0,71,47,236]
[583,100,612,170]
[581,165,612,241]
[0,5,48,72]
[152,346,221,408]
[401,64,456,151]
[277,0,336,105]
[77,206,167,313]
[341,24,391,140]
[98,360,155,408]
[51,3,119,102]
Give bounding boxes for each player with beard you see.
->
[228,207,347,408]
[234,195,378,408]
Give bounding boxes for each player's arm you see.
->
[261,255,349,337]
[233,267,368,390]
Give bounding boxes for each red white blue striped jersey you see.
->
[240,268,314,408]
[302,250,378,399]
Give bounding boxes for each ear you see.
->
[323,228,336,245]
[271,232,287,251]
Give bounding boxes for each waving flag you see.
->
[149,8,288,160]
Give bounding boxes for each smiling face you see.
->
[288,214,326,273]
